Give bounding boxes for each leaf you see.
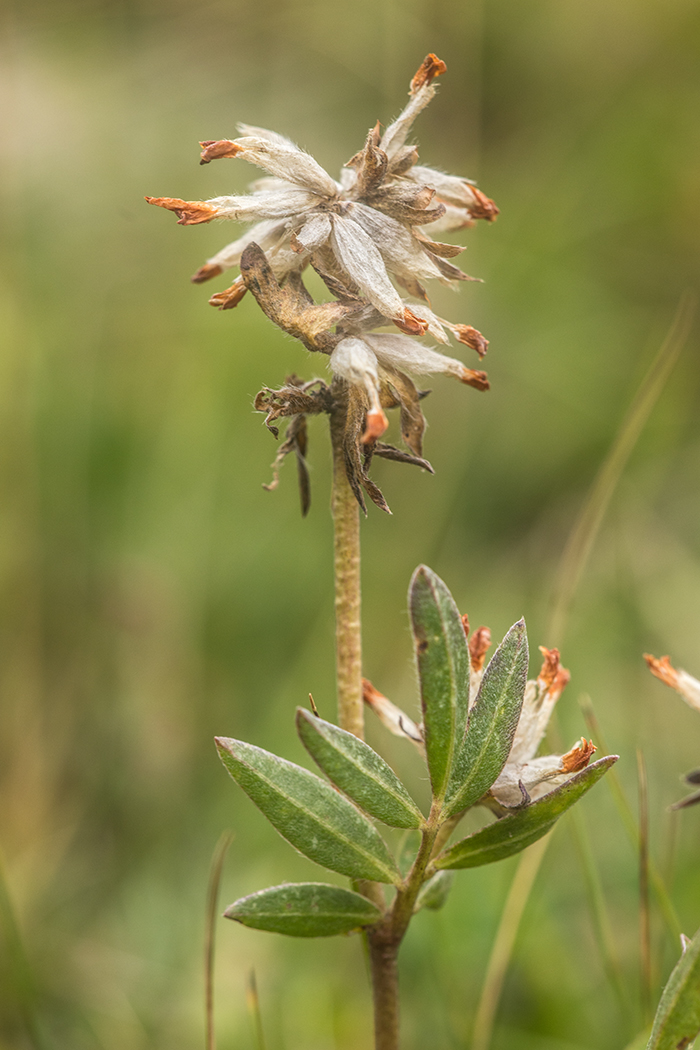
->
[415,870,454,913]
[224,882,382,937]
[296,709,424,828]
[409,566,470,800]
[647,925,700,1050]
[435,756,618,870]
[216,737,401,884]
[444,620,528,817]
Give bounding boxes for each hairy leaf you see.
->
[296,708,424,828]
[224,882,382,937]
[444,620,528,817]
[435,756,617,870]
[409,566,470,800]
[216,738,401,884]
[647,925,700,1050]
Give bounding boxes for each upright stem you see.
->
[330,404,364,739]
[368,936,400,1050]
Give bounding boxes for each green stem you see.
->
[330,402,364,739]
[367,805,441,1050]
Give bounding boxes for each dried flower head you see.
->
[147,54,497,513]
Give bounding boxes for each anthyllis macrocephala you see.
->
[147,55,498,513]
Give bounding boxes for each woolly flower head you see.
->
[147,54,498,513]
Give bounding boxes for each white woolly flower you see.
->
[147,53,497,341]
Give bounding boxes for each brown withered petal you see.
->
[414,234,466,259]
[560,738,597,774]
[453,325,488,357]
[461,369,490,391]
[262,413,311,517]
[254,377,332,436]
[380,366,426,457]
[362,678,424,746]
[341,382,390,514]
[461,613,470,639]
[469,627,492,672]
[394,308,430,337]
[199,139,243,164]
[145,196,217,225]
[387,146,419,177]
[191,262,224,284]
[209,277,248,310]
[538,646,571,694]
[643,653,679,690]
[467,186,500,222]
[240,242,348,352]
[356,130,389,197]
[371,442,434,473]
[410,53,447,95]
[362,410,390,445]
[428,252,482,282]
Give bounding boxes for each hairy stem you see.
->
[367,806,442,1050]
[330,402,364,739]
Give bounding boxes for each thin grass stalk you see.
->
[471,834,551,1050]
[579,695,681,941]
[330,405,364,739]
[204,831,233,1050]
[246,970,267,1050]
[637,750,653,1022]
[569,808,629,1016]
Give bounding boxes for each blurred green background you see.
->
[1,0,699,1047]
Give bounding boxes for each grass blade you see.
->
[205,831,233,1050]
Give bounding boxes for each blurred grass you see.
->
[0,0,699,1047]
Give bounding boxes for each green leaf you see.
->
[296,708,424,829]
[224,882,382,937]
[444,620,528,818]
[415,870,454,913]
[409,565,470,800]
[647,925,700,1050]
[435,756,617,870]
[216,737,401,884]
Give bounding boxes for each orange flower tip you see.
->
[644,653,679,689]
[199,139,243,164]
[461,613,470,639]
[561,738,597,774]
[145,196,217,225]
[395,308,429,336]
[290,233,306,254]
[208,282,247,310]
[362,678,387,707]
[469,626,492,672]
[410,53,447,94]
[361,409,389,444]
[454,325,489,358]
[460,368,490,391]
[469,187,500,222]
[538,645,571,694]
[191,263,223,284]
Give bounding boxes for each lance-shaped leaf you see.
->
[409,566,470,799]
[435,756,617,870]
[444,620,528,817]
[224,882,382,937]
[216,738,401,884]
[647,925,700,1050]
[296,709,424,828]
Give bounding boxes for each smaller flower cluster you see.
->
[365,623,596,811]
[645,653,700,808]
[147,54,498,513]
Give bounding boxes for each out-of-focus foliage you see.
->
[0,0,698,1048]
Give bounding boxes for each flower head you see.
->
[147,54,498,512]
